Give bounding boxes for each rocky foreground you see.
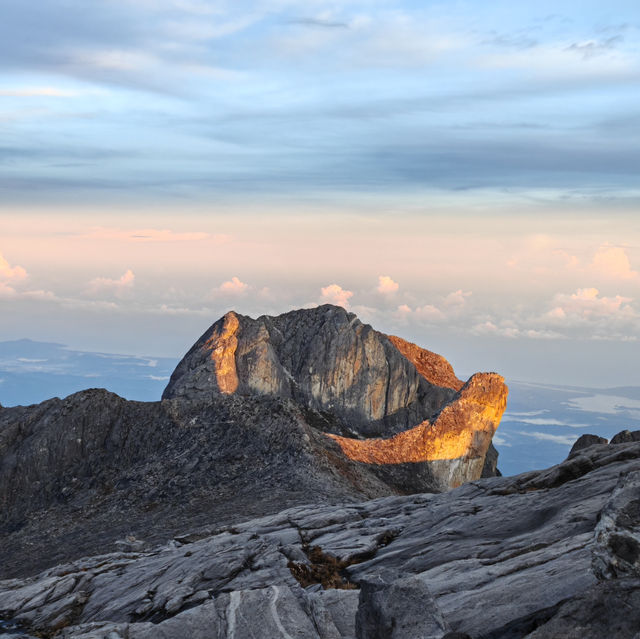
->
[1,437,639,638]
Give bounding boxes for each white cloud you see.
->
[78,49,159,72]
[21,289,56,301]
[414,304,445,321]
[83,227,216,242]
[155,304,209,315]
[492,434,510,447]
[0,251,27,282]
[395,303,412,319]
[395,289,472,324]
[502,416,589,428]
[320,283,353,308]
[517,431,578,446]
[471,320,519,338]
[549,287,635,320]
[87,269,135,298]
[61,299,120,311]
[377,275,399,294]
[477,41,635,78]
[591,245,638,281]
[443,289,471,307]
[216,276,249,295]
[0,87,79,97]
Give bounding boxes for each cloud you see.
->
[87,269,135,298]
[566,35,623,59]
[217,276,249,295]
[83,227,216,242]
[471,319,562,340]
[286,18,349,29]
[377,275,399,295]
[320,283,353,308]
[502,416,589,428]
[395,303,412,318]
[517,431,577,446]
[472,320,518,338]
[0,87,78,97]
[157,304,209,315]
[414,304,446,322]
[0,251,27,282]
[21,289,56,300]
[492,434,511,447]
[0,282,17,297]
[591,245,638,280]
[397,289,473,324]
[443,289,471,307]
[548,287,635,320]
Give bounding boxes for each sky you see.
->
[1,0,639,388]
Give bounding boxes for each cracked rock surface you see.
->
[2,439,639,638]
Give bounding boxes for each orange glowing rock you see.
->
[327,373,508,465]
[204,311,239,394]
[387,334,464,391]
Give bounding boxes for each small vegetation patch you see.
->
[288,545,358,590]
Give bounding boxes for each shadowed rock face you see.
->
[163,305,460,437]
[0,389,398,579]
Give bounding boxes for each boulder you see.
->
[611,430,640,445]
[569,434,609,456]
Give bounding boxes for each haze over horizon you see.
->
[1,0,639,388]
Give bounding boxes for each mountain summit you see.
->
[0,305,506,578]
[164,304,507,485]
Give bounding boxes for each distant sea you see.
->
[1,339,638,477]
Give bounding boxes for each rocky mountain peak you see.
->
[162,305,508,490]
[162,305,499,439]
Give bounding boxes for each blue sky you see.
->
[1,0,639,388]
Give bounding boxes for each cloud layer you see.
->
[0,1,638,206]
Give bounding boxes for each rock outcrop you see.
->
[328,373,507,490]
[162,305,507,488]
[610,429,640,445]
[1,437,639,638]
[0,306,507,580]
[163,305,464,437]
[569,434,608,455]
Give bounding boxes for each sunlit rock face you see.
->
[328,373,508,491]
[163,305,459,437]
[163,305,508,489]
[387,334,464,392]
